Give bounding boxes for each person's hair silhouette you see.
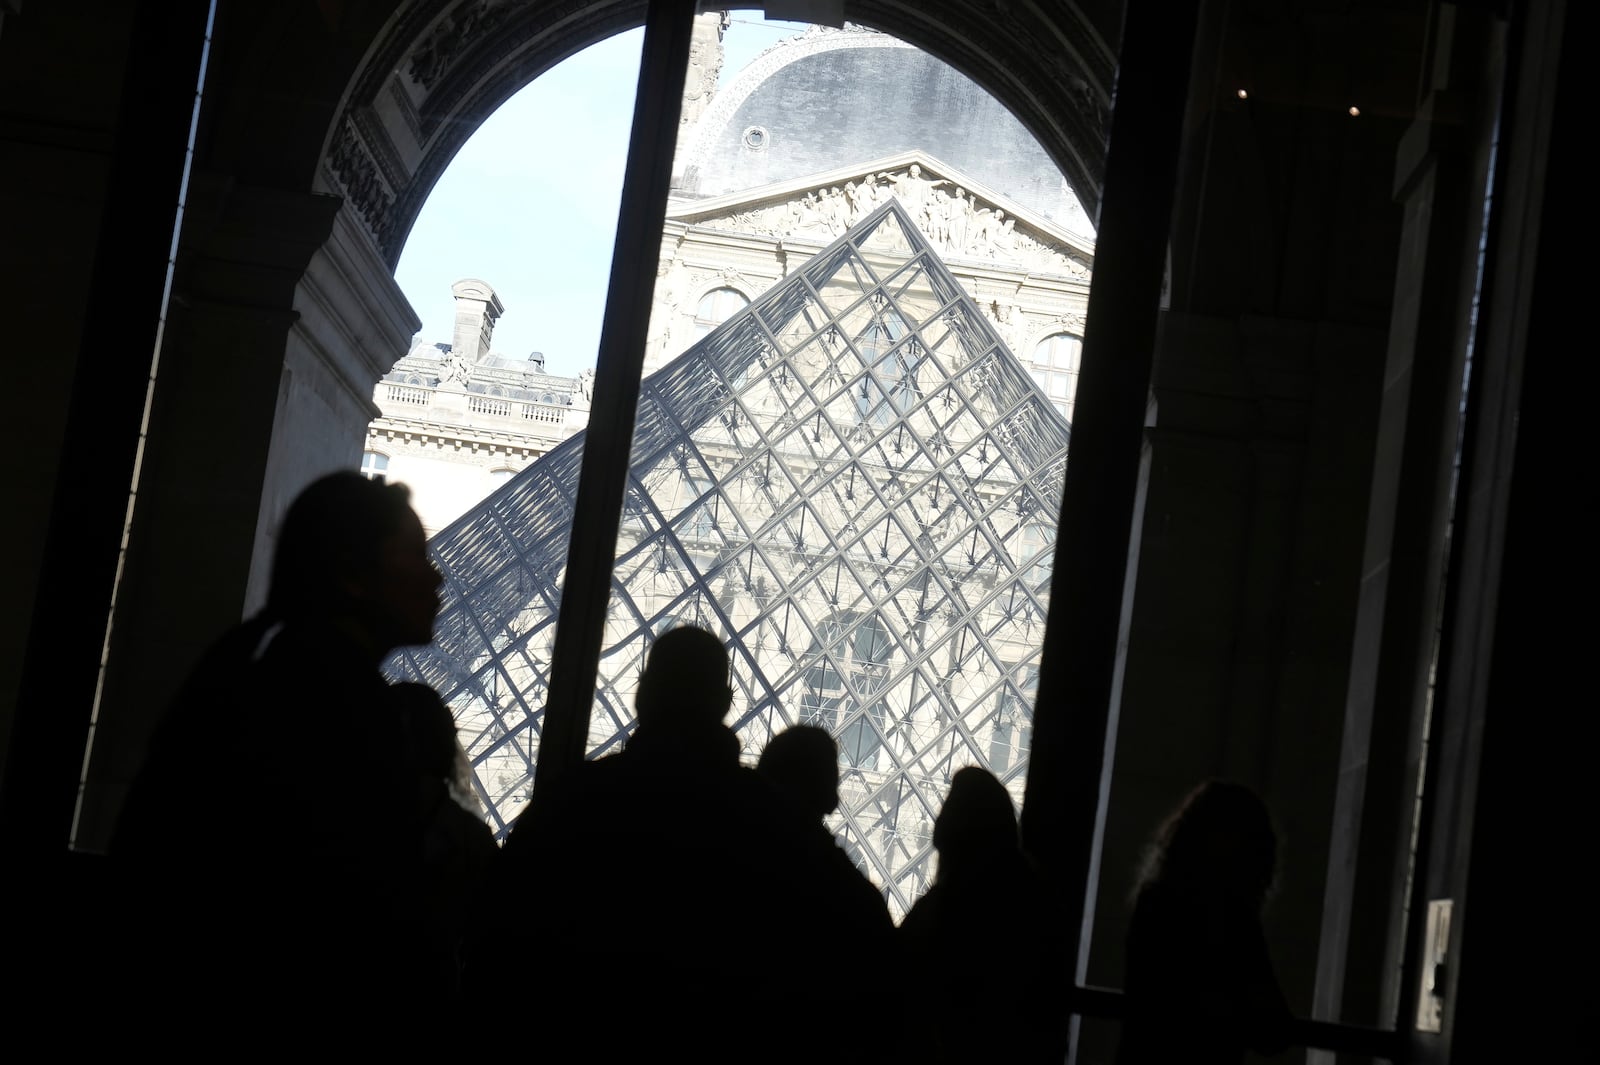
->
[1132,776,1278,908]
[107,470,475,1036]
[265,470,442,656]
[931,763,1021,875]
[756,722,840,823]
[898,766,1068,1064]
[633,623,734,732]
[1115,779,1291,1065]
[753,724,902,1063]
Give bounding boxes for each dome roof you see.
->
[674,26,1091,237]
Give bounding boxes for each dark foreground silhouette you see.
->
[108,472,493,1038]
[898,765,1071,1064]
[479,627,909,1061]
[1114,778,1292,1065]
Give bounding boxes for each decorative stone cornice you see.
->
[326,120,399,252]
[407,0,518,92]
[669,152,1093,278]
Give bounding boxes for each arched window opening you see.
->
[1030,332,1081,421]
[360,451,389,484]
[693,286,750,340]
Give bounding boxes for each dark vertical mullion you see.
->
[1016,0,1201,1005]
[533,0,697,804]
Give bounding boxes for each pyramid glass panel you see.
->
[386,201,1071,918]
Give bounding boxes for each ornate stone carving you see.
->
[702,166,1089,278]
[992,0,1113,147]
[1051,311,1089,335]
[387,76,423,140]
[680,13,729,128]
[653,261,687,356]
[716,266,752,292]
[328,122,397,249]
[408,0,516,92]
[441,346,473,387]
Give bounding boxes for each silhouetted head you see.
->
[1135,779,1278,908]
[634,625,733,733]
[266,471,442,655]
[757,725,840,822]
[932,766,1019,873]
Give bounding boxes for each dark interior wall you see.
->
[64,1,381,851]
[0,1,213,855]
[203,1,402,192]
[0,0,140,811]
[1078,3,1428,1058]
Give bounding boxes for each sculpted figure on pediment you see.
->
[926,187,950,247]
[841,180,866,225]
[970,205,998,255]
[988,212,1016,256]
[711,201,792,239]
[946,188,973,254]
[859,173,886,212]
[792,191,835,239]
[885,164,951,219]
[684,169,1091,282]
[819,186,847,236]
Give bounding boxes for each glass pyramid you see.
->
[387,200,1071,918]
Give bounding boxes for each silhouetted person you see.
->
[756,724,894,937]
[898,766,1070,1064]
[756,724,904,1061]
[757,723,842,827]
[1114,779,1292,1065]
[391,680,500,994]
[109,471,489,1035]
[488,625,807,1054]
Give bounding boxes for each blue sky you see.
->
[393,17,810,379]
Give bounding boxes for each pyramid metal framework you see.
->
[386,200,1071,917]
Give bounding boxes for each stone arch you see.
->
[321,2,1118,265]
[80,0,1123,852]
[692,282,750,313]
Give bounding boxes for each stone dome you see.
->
[673,25,1092,237]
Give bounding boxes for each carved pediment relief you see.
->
[667,154,1093,280]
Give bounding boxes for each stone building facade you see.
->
[371,20,1094,537]
[364,279,591,535]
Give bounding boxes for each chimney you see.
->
[450,278,505,363]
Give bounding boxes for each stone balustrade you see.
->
[376,377,577,437]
